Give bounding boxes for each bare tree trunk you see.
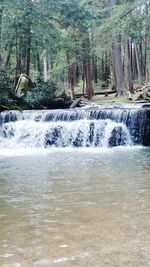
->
[112,34,125,95]
[15,24,19,86]
[83,57,94,99]
[134,43,142,83]
[124,38,134,93]
[37,52,41,74]
[130,39,133,75]
[26,25,31,76]
[47,54,50,71]
[17,36,22,74]
[69,63,75,100]
[103,53,110,84]
[110,60,116,90]
[146,25,150,82]
[82,62,85,96]
[133,44,137,80]
[35,41,42,74]
[76,63,80,84]
[101,54,104,81]
[4,38,14,69]
[66,52,75,99]
[82,33,94,99]
[92,55,97,84]
[72,64,76,99]
[43,51,48,82]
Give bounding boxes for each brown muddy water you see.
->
[0,147,150,267]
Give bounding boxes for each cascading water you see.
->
[0,104,149,150]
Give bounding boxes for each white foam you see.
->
[0,119,132,149]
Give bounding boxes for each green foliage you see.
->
[25,79,62,109]
[0,0,149,105]
[0,70,14,105]
[60,0,92,31]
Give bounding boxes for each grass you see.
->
[91,95,131,103]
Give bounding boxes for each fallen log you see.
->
[70,98,82,109]
[131,92,150,102]
[129,83,150,102]
[135,84,150,92]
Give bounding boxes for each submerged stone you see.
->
[45,126,63,147]
[108,126,128,147]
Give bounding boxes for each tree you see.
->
[0,0,4,67]
[0,0,149,103]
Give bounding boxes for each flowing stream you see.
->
[0,106,150,266]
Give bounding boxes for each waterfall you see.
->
[0,104,149,149]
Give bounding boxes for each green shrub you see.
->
[0,70,14,105]
[25,79,62,108]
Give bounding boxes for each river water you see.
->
[0,147,150,266]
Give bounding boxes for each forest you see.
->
[0,0,150,108]
[1,2,150,265]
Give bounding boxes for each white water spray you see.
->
[0,109,133,149]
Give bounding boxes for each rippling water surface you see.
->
[0,147,150,266]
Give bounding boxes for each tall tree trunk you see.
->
[43,51,48,82]
[104,53,110,84]
[82,34,94,99]
[146,28,150,82]
[4,38,14,69]
[71,63,75,99]
[132,44,137,80]
[146,3,150,83]
[83,57,93,99]
[17,36,22,74]
[68,64,75,100]
[110,60,116,91]
[101,54,105,81]
[37,52,41,74]
[66,52,75,99]
[47,54,51,72]
[35,41,42,74]
[134,43,142,83]
[76,63,80,84]
[92,55,97,84]
[82,62,85,96]
[15,25,20,86]
[26,25,31,76]
[124,38,134,93]
[112,34,125,95]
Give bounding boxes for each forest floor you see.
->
[83,90,132,103]
[92,94,131,103]
[85,82,150,104]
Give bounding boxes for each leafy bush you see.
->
[0,70,14,105]
[25,79,62,108]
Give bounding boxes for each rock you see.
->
[48,98,72,109]
[45,126,63,147]
[143,109,150,146]
[142,104,150,108]
[108,126,127,147]
[15,74,35,98]
[72,130,84,147]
